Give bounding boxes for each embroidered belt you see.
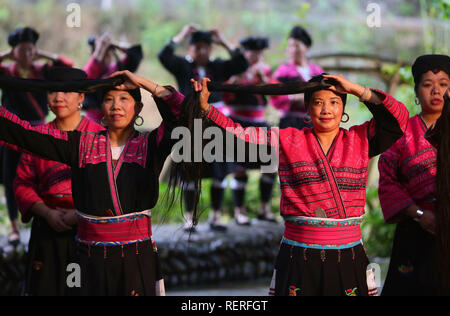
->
[76,210,154,247]
[282,216,363,250]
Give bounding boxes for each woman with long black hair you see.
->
[378,54,450,296]
[0,70,182,296]
[176,74,408,296]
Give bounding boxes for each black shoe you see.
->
[210,223,228,233]
[257,214,278,223]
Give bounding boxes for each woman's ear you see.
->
[135,101,144,116]
[78,93,85,104]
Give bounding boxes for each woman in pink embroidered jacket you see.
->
[378,54,450,296]
[191,73,409,296]
[13,67,105,296]
[271,25,324,130]
[0,70,184,296]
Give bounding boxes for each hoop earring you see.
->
[415,97,420,105]
[78,103,83,110]
[303,116,312,124]
[134,115,144,127]
[341,113,350,123]
[101,117,108,127]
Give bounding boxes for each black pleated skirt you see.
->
[272,243,370,296]
[77,240,163,296]
[25,217,78,296]
[381,219,438,296]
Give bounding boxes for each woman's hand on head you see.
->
[110,70,142,90]
[323,74,365,97]
[190,78,211,112]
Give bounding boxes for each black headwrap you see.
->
[8,27,40,47]
[304,73,347,107]
[412,54,450,86]
[0,72,124,94]
[289,25,312,47]
[240,36,270,51]
[44,67,87,82]
[190,31,213,45]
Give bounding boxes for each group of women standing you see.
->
[0,23,449,297]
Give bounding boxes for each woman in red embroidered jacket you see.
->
[191,73,409,296]
[0,70,183,296]
[378,54,450,296]
[0,26,73,245]
[13,67,105,296]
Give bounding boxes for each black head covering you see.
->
[412,54,450,86]
[45,67,88,82]
[8,27,40,47]
[289,25,312,47]
[190,31,213,45]
[240,36,270,51]
[304,73,347,107]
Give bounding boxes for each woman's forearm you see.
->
[137,77,172,98]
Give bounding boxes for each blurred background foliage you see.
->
[0,0,448,258]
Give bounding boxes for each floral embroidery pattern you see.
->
[289,286,300,296]
[398,263,414,276]
[33,261,43,271]
[345,287,358,296]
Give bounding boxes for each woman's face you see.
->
[12,42,37,69]
[307,90,344,133]
[417,70,450,115]
[102,90,142,130]
[47,91,84,120]
[287,38,309,64]
[244,50,263,65]
[188,42,213,67]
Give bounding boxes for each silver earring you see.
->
[134,115,144,127]
[101,117,108,126]
[341,113,350,123]
[415,97,420,105]
[78,103,83,110]
[303,116,312,124]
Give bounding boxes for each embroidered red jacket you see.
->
[378,114,437,222]
[0,88,183,217]
[14,117,105,223]
[206,89,409,219]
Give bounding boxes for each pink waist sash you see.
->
[283,216,363,250]
[76,210,152,247]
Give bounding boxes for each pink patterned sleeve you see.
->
[13,153,43,223]
[84,57,107,79]
[378,147,415,222]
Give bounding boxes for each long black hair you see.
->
[428,91,450,294]
[167,79,331,226]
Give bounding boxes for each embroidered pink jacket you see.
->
[14,117,105,223]
[206,90,409,219]
[378,114,437,222]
